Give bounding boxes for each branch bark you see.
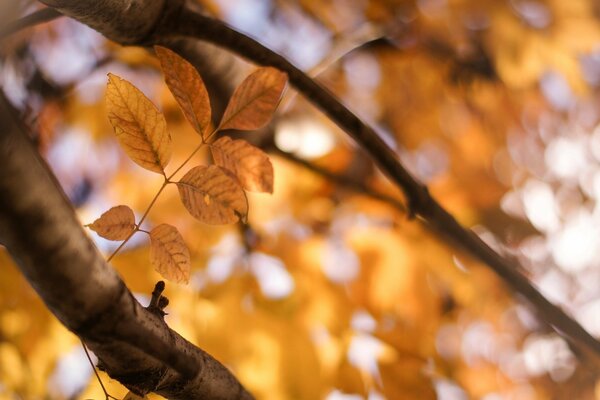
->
[2,0,594,396]
[0,95,252,399]
[154,4,600,363]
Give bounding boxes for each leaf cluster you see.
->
[87,46,288,283]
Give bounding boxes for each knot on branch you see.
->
[147,281,169,318]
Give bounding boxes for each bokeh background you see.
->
[2,0,600,398]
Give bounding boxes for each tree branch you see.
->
[153,6,600,362]
[0,94,252,399]
[271,145,407,213]
[0,7,63,39]
[11,0,593,395]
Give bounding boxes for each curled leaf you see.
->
[177,165,248,224]
[149,224,190,284]
[211,136,273,193]
[155,46,211,138]
[219,67,287,131]
[106,73,171,174]
[86,205,136,241]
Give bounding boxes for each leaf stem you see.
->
[167,142,204,181]
[166,126,219,182]
[106,180,168,262]
[203,126,220,143]
[106,127,220,263]
[81,340,119,400]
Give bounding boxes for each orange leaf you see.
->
[176,165,248,224]
[211,136,274,193]
[149,224,190,284]
[219,67,287,131]
[86,205,136,241]
[106,73,171,174]
[123,392,147,400]
[155,46,212,138]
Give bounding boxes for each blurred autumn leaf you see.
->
[3,0,600,399]
[123,391,147,400]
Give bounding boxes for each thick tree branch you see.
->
[0,95,252,398]
[13,0,595,391]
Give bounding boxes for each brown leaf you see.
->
[155,46,212,138]
[211,136,274,193]
[177,165,248,224]
[149,224,190,284]
[86,205,136,241]
[106,73,171,174]
[219,67,287,131]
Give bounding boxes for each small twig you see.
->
[0,8,63,39]
[147,281,169,318]
[271,146,406,213]
[81,340,119,400]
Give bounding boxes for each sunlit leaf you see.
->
[219,67,287,131]
[176,165,248,224]
[123,391,147,400]
[106,73,171,174]
[149,224,190,284]
[211,136,274,193]
[86,205,136,241]
[155,46,212,138]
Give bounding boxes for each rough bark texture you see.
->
[38,0,166,43]
[0,96,252,399]
[3,0,600,397]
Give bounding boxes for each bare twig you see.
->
[0,8,63,39]
[82,340,119,400]
[271,146,406,213]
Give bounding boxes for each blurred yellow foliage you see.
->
[2,0,600,399]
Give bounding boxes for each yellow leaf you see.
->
[123,391,147,400]
[211,136,274,193]
[155,46,212,138]
[219,67,287,131]
[149,224,190,284]
[86,205,136,241]
[106,73,171,174]
[177,165,248,224]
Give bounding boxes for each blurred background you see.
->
[1,0,600,398]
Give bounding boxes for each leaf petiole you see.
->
[106,180,168,262]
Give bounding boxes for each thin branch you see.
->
[26,0,600,368]
[271,146,406,213]
[156,10,430,216]
[0,8,63,39]
[152,7,600,362]
[82,340,119,400]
